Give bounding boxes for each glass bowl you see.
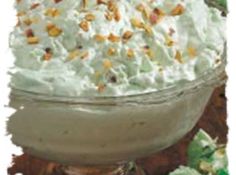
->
[7,1,226,173]
[7,52,226,174]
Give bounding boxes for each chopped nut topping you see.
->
[54,0,62,4]
[45,47,52,53]
[68,50,89,60]
[79,21,89,32]
[45,8,60,17]
[107,1,117,12]
[153,8,165,16]
[130,18,144,28]
[17,11,26,17]
[146,49,154,59]
[127,49,135,58]
[103,59,113,69]
[27,36,39,44]
[170,4,185,16]
[68,50,80,60]
[82,0,88,8]
[109,75,117,83]
[43,53,52,61]
[165,36,175,47]
[80,51,89,59]
[149,12,158,25]
[25,29,34,37]
[136,4,150,19]
[144,47,154,59]
[142,7,151,19]
[136,4,145,12]
[46,23,55,30]
[105,12,113,21]
[97,83,106,92]
[122,31,133,41]
[150,8,165,25]
[97,0,107,5]
[85,13,96,21]
[114,9,121,22]
[108,33,120,42]
[23,18,32,26]
[107,47,116,56]
[142,24,153,35]
[94,34,107,42]
[23,18,38,26]
[46,24,62,37]
[187,47,197,58]
[30,3,40,10]
[175,50,183,63]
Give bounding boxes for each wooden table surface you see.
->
[7,86,227,175]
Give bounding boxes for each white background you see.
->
[0,1,235,175]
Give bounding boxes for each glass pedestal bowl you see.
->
[7,56,226,175]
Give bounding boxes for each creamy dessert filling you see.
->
[10,0,226,96]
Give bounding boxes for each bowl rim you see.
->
[10,51,226,106]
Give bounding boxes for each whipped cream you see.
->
[10,0,226,96]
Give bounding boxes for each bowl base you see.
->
[63,162,146,175]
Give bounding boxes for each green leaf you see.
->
[216,168,229,175]
[169,166,202,175]
[187,129,217,169]
[217,0,227,8]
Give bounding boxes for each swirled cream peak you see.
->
[10,0,225,96]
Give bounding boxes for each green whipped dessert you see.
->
[10,0,225,96]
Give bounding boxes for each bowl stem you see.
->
[63,162,146,175]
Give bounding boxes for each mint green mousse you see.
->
[10,0,225,97]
